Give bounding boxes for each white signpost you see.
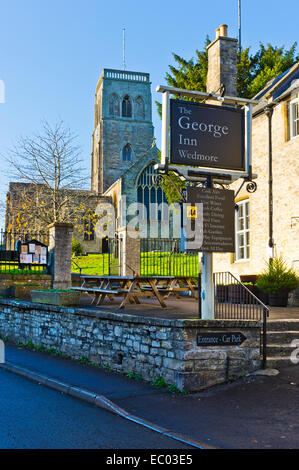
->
[155,84,258,320]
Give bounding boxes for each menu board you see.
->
[186,187,235,253]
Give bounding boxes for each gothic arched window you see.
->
[122,144,132,162]
[122,95,132,118]
[109,93,120,116]
[137,163,168,221]
[135,96,145,119]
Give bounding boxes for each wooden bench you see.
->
[71,286,121,305]
[71,287,119,295]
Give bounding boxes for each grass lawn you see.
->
[72,254,117,275]
[72,252,199,277]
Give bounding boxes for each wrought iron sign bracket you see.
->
[234,175,258,200]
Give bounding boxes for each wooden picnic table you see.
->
[72,274,198,309]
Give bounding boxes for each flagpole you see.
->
[238,0,241,52]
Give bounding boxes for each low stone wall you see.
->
[0,274,52,300]
[0,299,262,391]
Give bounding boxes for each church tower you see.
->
[91,69,154,194]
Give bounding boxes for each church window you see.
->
[84,216,95,241]
[122,144,132,162]
[109,94,120,116]
[135,96,145,119]
[122,95,132,118]
[137,163,168,221]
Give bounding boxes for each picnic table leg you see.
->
[122,280,137,304]
[148,279,167,308]
[163,279,180,299]
[186,278,198,300]
[97,279,110,306]
[119,279,138,309]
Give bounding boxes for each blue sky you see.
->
[0,0,298,224]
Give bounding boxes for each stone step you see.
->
[266,356,298,369]
[266,331,299,344]
[267,320,299,331]
[267,343,297,357]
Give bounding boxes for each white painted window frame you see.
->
[235,199,250,262]
[289,97,299,139]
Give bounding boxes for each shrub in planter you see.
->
[255,256,299,307]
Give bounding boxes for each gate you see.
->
[213,272,269,368]
[140,238,199,277]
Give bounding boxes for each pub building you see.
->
[203,25,299,287]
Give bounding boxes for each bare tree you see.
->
[5,120,91,226]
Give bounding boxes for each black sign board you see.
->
[170,99,245,171]
[197,332,247,346]
[186,187,235,253]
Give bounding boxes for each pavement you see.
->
[77,294,299,320]
[0,368,193,450]
[1,342,299,449]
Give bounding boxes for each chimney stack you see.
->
[206,24,238,97]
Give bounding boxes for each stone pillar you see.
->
[206,24,238,96]
[48,222,73,290]
[117,226,140,276]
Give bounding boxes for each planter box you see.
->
[216,285,229,303]
[268,290,289,307]
[31,290,81,307]
[255,287,269,305]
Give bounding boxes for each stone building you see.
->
[5,182,108,252]
[206,26,299,277]
[5,68,163,252]
[90,68,167,231]
[91,69,156,194]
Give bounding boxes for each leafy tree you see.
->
[3,120,108,246]
[156,36,211,117]
[5,120,88,224]
[158,39,298,108]
[157,39,298,203]
[245,43,298,98]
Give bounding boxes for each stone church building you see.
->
[5,68,164,252]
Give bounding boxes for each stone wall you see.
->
[0,274,52,299]
[0,299,262,391]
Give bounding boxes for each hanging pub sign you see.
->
[186,186,235,253]
[170,99,245,171]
